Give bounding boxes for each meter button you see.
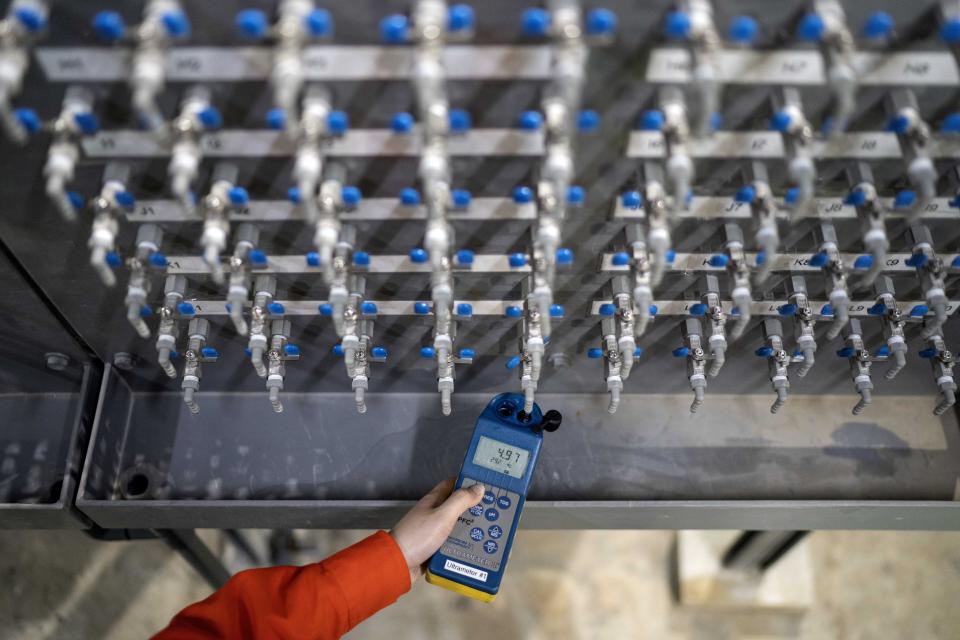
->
[483,540,499,554]
[488,525,503,539]
[482,491,496,504]
[469,527,484,542]
[496,495,512,509]
[484,508,499,522]
[468,504,484,517]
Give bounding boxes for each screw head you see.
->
[44,352,70,371]
[112,352,135,371]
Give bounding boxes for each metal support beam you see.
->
[721,530,810,572]
[156,529,231,589]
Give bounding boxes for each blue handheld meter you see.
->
[426,393,561,602]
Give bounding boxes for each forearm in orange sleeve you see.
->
[152,530,412,640]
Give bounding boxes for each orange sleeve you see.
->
[152,530,411,640]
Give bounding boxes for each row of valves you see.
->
[594,267,956,419]
[94,173,958,423]
[56,0,592,419]
[6,0,960,143]
[7,0,960,418]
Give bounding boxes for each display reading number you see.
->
[473,436,530,478]
[496,447,520,463]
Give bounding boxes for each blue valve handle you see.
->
[104,249,125,270]
[577,109,600,132]
[452,189,471,208]
[755,346,774,357]
[512,186,533,204]
[845,189,867,206]
[708,254,729,268]
[622,191,642,209]
[585,9,617,36]
[905,253,928,268]
[448,4,474,32]
[639,109,665,131]
[808,252,829,267]
[248,249,268,266]
[836,346,856,358]
[734,185,756,203]
[520,8,550,37]
[518,110,543,130]
[672,346,690,358]
[455,249,475,265]
[391,112,414,133]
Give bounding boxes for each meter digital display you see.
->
[472,435,530,478]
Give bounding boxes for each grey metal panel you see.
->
[9,0,960,530]
[0,365,100,529]
[76,366,960,530]
[0,245,99,528]
[73,500,960,531]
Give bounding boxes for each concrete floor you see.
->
[1,529,959,639]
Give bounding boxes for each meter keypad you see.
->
[439,477,520,573]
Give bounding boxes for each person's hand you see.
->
[390,478,485,584]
